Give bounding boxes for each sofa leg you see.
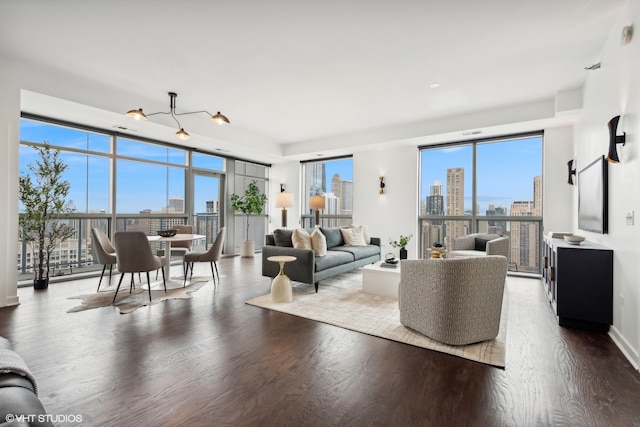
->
[314,282,319,293]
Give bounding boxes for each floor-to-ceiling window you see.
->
[419,133,543,274]
[18,116,260,283]
[232,160,269,253]
[301,156,353,228]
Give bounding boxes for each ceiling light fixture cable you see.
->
[126,92,230,140]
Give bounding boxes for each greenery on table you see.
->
[389,234,413,250]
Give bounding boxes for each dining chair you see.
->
[91,227,118,292]
[113,231,167,303]
[184,227,226,285]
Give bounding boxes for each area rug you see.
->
[246,270,507,368]
[67,278,208,314]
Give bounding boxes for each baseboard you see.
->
[609,325,639,371]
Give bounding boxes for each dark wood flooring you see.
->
[1,256,639,427]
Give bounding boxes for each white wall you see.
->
[353,146,419,259]
[268,161,301,233]
[572,0,640,368]
[543,126,574,233]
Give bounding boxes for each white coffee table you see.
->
[361,262,400,298]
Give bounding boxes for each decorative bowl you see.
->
[564,235,585,245]
[157,229,177,237]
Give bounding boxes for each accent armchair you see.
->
[449,233,510,261]
[398,256,508,345]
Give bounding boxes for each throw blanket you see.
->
[0,349,38,395]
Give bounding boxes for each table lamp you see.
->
[275,192,294,228]
[309,195,326,227]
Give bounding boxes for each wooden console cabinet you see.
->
[542,237,613,332]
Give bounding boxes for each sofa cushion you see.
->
[310,228,327,256]
[448,250,486,258]
[332,245,380,261]
[315,250,354,272]
[292,228,312,249]
[273,229,294,247]
[340,227,367,246]
[349,224,371,244]
[320,227,344,249]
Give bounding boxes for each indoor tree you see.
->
[230,180,267,257]
[19,142,76,288]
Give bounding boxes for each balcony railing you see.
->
[419,216,543,274]
[17,213,222,283]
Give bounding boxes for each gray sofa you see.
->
[0,336,52,427]
[262,227,381,292]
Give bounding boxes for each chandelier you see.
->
[126,92,230,140]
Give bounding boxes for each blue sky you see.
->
[420,137,542,214]
[21,120,540,215]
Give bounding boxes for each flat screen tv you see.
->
[578,155,608,234]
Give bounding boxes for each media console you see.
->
[542,236,613,332]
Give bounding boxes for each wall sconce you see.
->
[309,195,326,227]
[379,176,385,194]
[621,25,634,46]
[567,160,576,185]
[606,115,626,163]
[275,184,294,228]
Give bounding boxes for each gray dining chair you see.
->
[184,227,226,285]
[91,227,118,292]
[113,231,167,303]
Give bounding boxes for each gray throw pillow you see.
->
[320,227,344,249]
[474,238,490,251]
[273,229,294,247]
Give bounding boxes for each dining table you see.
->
[147,233,206,289]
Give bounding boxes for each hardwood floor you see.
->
[1,257,639,427]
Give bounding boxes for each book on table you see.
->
[380,262,397,269]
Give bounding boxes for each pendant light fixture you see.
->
[126,92,230,140]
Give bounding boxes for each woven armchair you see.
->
[398,256,507,345]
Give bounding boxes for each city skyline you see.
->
[420,136,542,215]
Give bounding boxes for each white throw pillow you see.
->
[292,228,312,249]
[349,224,371,244]
[310,228,327,256]
[340,226,367,246]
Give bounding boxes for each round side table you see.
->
[267,255,297,302]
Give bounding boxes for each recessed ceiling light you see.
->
[113,125,137,132]
[429,83,441,89]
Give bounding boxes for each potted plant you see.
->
[230,180,268,257]
[389,234,412,260]
[18,143,76,289]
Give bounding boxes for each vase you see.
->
[399,248,407,260]
[33,278,49,289]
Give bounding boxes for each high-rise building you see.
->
[487,204,507,234]
[426,180,444,216]
[168,195,184,213]
[510,175,542,273]
[206,200,219,213]
[446,167,465,247]
[423,180,445,256]
[306,163,326,196]
[341,180,353,214]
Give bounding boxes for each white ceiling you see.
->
[0,0,626,163]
